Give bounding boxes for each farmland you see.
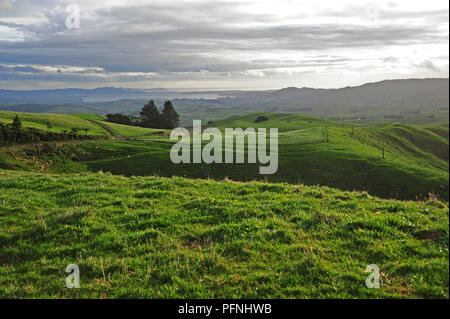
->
[0,111,448,298]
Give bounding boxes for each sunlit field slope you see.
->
[0,170,448,298]
[0,111,109,136]
[94,120,167,138]
[0,110,162,138]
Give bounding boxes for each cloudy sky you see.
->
[0,0,448,90]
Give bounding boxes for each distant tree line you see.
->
[384,114,405,119]
[106,100,180,129]
[0,115,94,144]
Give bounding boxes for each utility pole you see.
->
[382,140,385,159]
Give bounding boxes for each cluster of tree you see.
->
[0,115,94,144]
[140,100,180,129]
[104,100,180,129]
[106,113,133,125]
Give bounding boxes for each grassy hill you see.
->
[0,111,448,299]
[0,111,109,136]
[0,170,448,298]
[0,112,448,201]
[72,113,106,121]
[210,113,449,200]
[0,110,162,138]
[93,120,166,138]
[210,112,331,132]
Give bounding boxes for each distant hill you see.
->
[0,87,172,104]
[244,78,449,108]
[222,78,449,122]
[0,78,448,124]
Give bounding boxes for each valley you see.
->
[1,111,447,201]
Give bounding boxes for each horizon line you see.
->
[0,77,448,93]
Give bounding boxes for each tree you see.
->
[46,121,52,133]
[160,100,180,129]
[12,115,22,130]
[140,100,160,128]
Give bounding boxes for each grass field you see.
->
[0,111,448,299]
[0,170,448,298]
[0,111,110,136]
[72,113,107,121]
[210,112,332,132]
[93,121,167,138]
[0,112,448,200]
[2,112,444,201]
[0,110,162,138]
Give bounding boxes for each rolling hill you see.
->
[0,110,163,138]
[1,112,447,201]
[0,110,448,299]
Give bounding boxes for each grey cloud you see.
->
[383,57,399,63]
[417,60,442,73]
[0,0,14,15]
[0,1,448,88]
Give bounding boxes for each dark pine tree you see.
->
[140,99,160,128]
[160,100,180,129]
